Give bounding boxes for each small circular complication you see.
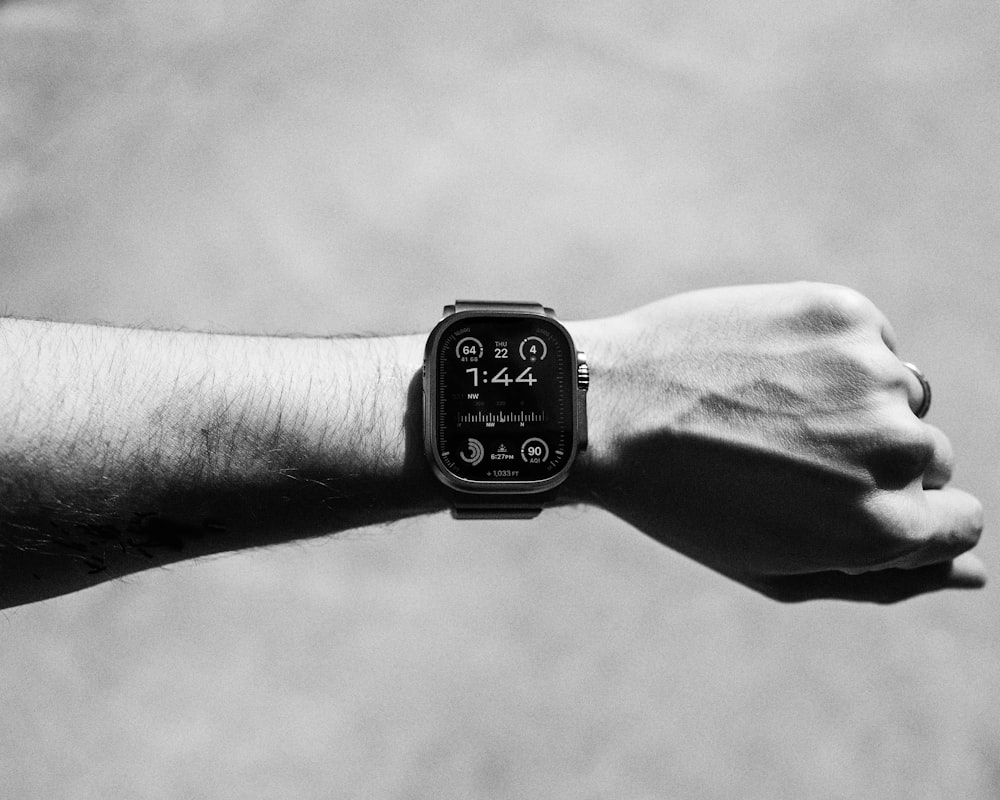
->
[519,336,547,363]
[521,437,549,464]
[456,337,484,362]
[459,438,485,466]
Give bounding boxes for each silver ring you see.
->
[903,362,932,418]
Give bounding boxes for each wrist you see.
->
[558,314,635,507]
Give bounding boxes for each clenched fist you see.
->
[568,283,984,602]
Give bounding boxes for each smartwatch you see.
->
[423,301,589,519]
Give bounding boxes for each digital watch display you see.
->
[424,302,588,517]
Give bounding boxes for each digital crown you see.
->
[577,353,589,391]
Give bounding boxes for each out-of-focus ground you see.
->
[1,1,999,797]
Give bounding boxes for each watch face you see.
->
[427,313,578,489]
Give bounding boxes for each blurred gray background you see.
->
[2,1,999,797]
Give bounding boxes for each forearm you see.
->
[0,318,442,608]
[1,282,983,609]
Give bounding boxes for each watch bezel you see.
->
[423,307,583,496]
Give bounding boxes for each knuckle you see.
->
[890,420,936,466]
[841,342,896,385]
[929,429,956,482]
[868,419,937,488]
[786,283,883,336]
[809,341,899,401]
[824,285,878,322]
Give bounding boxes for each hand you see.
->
[573,283,985,602]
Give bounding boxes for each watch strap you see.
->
[450,490,560,520]
[447,300,553,317]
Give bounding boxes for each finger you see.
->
[922,424,954,489]
[893,486,984,570]
[945,550,989,588]
[867,414,949,492]
[753,554,986,604]
[880,315,900,354]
